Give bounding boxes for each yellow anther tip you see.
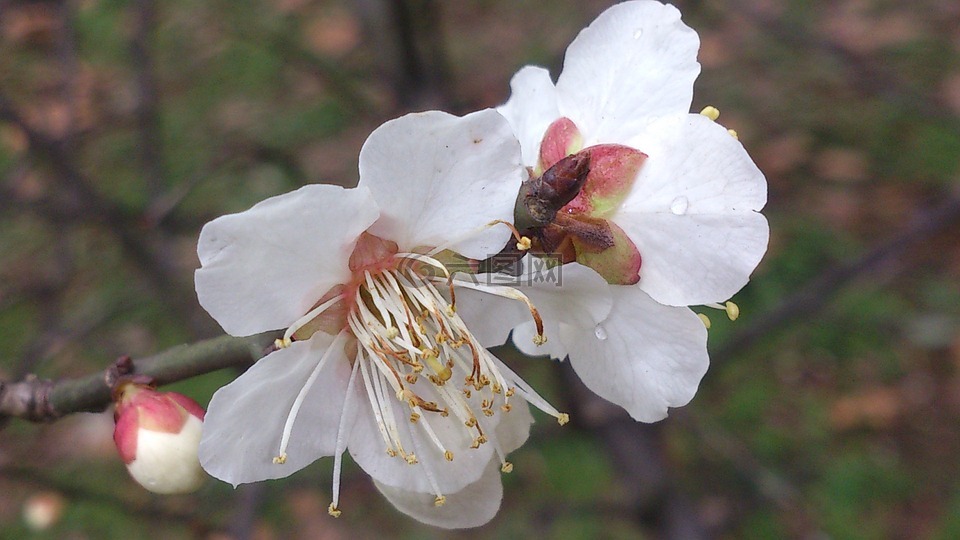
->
[516,236,532,251]
[444,450,454,461]
[434,495,447,507]
[274,337,292,349]
[501,462,514,473]
[727,128,739,140]
[697,313,712,329]
[272,454,287,465]
[328,504,342,518]
[725,301,740,321]
[557,413,570,426]
[405,455,418,465]
[386,327,400,339]
[700,105,720,121]
[532,334,547,346]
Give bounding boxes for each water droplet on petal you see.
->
[670,196,689,215]
[594,324,608,340]
[633,28,644,40]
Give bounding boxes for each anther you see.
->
[516,236,532,251]
[274,337,292,349]
[434,495,446,507]
[405,454,418,465]
[328,503,342,518]
[697,313,712,329]
[273,453,287,465]
[444,450,454,461]
[700,106,720,121]
[724,301,740,321]
[557,413,570,426]
[386,327,400,339]
[727,128,739,140]
[532,333,548,346]
[501,462,514,473]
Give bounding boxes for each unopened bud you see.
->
[113,380,207,494]
[518,152,591,230]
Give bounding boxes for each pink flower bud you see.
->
[113,381,207,494]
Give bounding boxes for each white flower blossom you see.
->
[498,0,769,306]
[195,110,577,528]
[459,0,769,423]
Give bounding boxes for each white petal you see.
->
[496,66,560,167]
[375,459,503,529]
[623,114,767,213]
[199,335,353,485]
[556,1,701,144]
[511,320,574,359]
[195,184,379,336]
[490,390,535,455]
[616,115,769,306]
[358,110,525,259]
[454,258,612,356]
[564,286,708,422]
[448,281,521,349]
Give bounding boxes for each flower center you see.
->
[348,250,512,458]
[272,230,568,514]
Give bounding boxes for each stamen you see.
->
[492,357,568,424]
[410,404,450,457]
[404,418,445,502]
[331,358,360,517]
[705,301,739,321]
[396,252,451,279]
[727,128,739,140]
[357,349,394,452]
[488,219,529,250]
[424,219,521,258]
[275,331,348,463]
[282,294,346,343]
[450,279,545,344]
[697,313,712,329]
[700,105,720,121]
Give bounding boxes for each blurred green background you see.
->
[2,0,960,538]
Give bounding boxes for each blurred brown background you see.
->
[2,0,960,538]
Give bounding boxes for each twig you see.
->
[387,0,452,109]
[0,331,280,425]
[0,89,211,335]
[131,0,165,199]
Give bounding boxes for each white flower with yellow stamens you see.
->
[455,0,769,423]
[498,0,768,307]
[195,109,595,528]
